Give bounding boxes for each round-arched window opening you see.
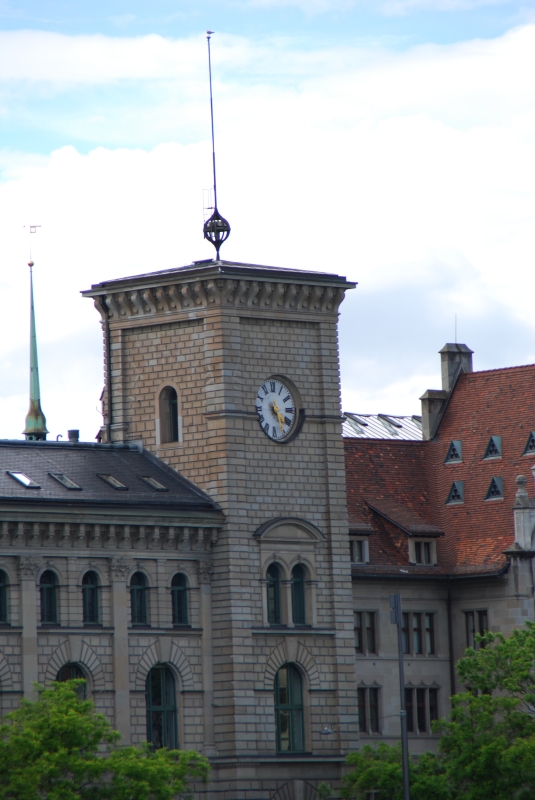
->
[0,570,7,624]
[171,574,188,626]
[56,662,87,699]
[82,571,99,625]
[146,666,178,749]
[130,572,148,625]
[266,564,281,625]
[274,664,304,752]
[40,570,58,624]
[159,387,179,444]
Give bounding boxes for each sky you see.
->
[0,0,534,442]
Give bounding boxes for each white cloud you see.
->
[377,0,514,15]
[1,25,535,438]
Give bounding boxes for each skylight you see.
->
[485,477,503,500]
[49,473,82,490]
[484,436,502,459]
[97,474,128,490]
[446,481,464,504]
[445,440,462,463]
[7,471,40,489]
[138,476,168,492]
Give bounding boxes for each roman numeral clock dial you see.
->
[256,378,298,442]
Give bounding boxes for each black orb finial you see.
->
[205,31,230,260]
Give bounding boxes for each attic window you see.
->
[97,474,128,490]
[49,473,82,490]
[7,471,40,489]
[446,481,464,504]
[523,431,535,455]
[484,436,502,459]
[138,476,168,492]
[445,440,462,463]
[485,477,503,500]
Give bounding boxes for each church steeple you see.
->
[23,260,48,441]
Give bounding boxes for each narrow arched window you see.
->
[130,572,148,625]
[146,666,177,749]
[266,564,281,625]
[0,571,7,623]
[40,570,58,624]
[56,662,87,699]
[82,571,99,625]
[159,386,179,444]
[274,664,304,752]
[171,574,188,626]
[291,565,306,626]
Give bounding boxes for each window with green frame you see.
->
[291,565,306,625]
[267,563,281,624]
[82,571,99,625]
[0,570,7,623]
[146,665,178,749]
[40,570,58,624]
[130,572,148,625]
[274,664,304,752]
[171,573,188,626]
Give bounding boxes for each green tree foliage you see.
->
[342,622,535,800]
[0,680,209,800]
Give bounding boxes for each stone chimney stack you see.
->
[420,343,474,440]
[440,343,473,393]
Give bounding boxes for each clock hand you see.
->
[270,401,286,432]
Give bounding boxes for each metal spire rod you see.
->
[203,31,230,260]
[24,257,48,441]
[207,31,218,210]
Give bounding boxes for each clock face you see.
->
[256,378,297,441]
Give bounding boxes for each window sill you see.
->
[173,624,191,629]
[83,623,103,628]
[39,623,61,629]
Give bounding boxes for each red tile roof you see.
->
[345,363,535,577]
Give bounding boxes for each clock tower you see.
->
[83,258,358,796]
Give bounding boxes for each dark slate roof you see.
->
[0,440,221,513]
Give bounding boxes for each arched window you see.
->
[274,664,304,752]
[40,570,58,624]
[171,574,188,626]
[266,564,281,625]
[130,572,148,625]
[56,662,87,699]
[159,386,179,444]
[146,666,177,749]
[291,565,306,626]
[82,571,99,625]
[0,571,7,623]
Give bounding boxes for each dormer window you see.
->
[446,481,464,504]
[445,441,462,463]
[351,539,369,564]
[485,477,503,501]
[483,436,502,459]
[7,471,40,489]
[97,474,127,490]
[411,540,437,565]
[523,431,535,455]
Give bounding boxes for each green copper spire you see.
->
[23,261,48,441]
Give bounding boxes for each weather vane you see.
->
[203,31,230,261]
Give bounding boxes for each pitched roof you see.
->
[343,413,422,440]
[0,439,221,514]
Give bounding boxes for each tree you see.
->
[0,679,209,800]
[342,622,535,800]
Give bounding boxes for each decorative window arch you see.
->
[159,386,180,444]
[82,571,99,625]
[130,572,148,626]
[274,664,304,752]
[40,570,58,624]
[267,563,282,625]
[146,665,178,749]
[0,570,7,623]
[56,662,87,699]
[171,574,188,626]
[291,564,306,626]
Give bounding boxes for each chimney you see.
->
[440,343,473,393]
[67,429,80,443]
[420,343,474,440]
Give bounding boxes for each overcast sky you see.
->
[0,0,534,442]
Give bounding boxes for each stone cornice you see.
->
[83,262,355,322]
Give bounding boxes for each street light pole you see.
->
[390,593,411,800]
